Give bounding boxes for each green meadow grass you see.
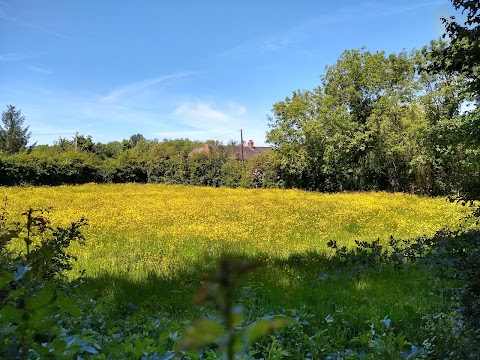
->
[2,183,470,348]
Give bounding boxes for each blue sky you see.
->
[1,0,455,146]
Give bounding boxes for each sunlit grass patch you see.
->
[1,183,469,280]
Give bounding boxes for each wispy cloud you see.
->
[0,52,37,62]
[215,36,293,59]
[164,100,261,142]
[213,12,339,59]
[172,101,230,125]
[0,53,21,61]
[0,2,69,39]
[0,51,47,63]
[216,0,447,59]
[26,65,52,75]
[1,76,265,145]
[101,72,192,103]
[260,39,291,53]
[171,101,248,127]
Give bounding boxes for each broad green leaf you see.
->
[245,316,290,345]
[81,345,99,354]
[0,276,9,291]
[134,337,152,350]
[58,296,82,318]
[174,318,225,351]
[52,339,67,353]
[26,282,56,311]
[0,304,23,323]
[1,269,14,282]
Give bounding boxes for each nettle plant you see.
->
[0,200,97,359]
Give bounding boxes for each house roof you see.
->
[230,145,271,160]
[190,140,271,160]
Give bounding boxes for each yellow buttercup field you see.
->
[0,183,470,279]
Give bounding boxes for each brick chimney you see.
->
[247,139,254,149]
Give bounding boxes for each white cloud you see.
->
[0,53,26,61]
[227,102,246,116]
[260,39,291,53]
[26,65,52,75]
[165,100,270,144]
[1,74,266,145]
[172,101,230,125]
[101,72,191,103]
[0,51,46,62]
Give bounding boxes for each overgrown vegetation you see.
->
[0,201,93,359]
[327,211,480,359]
[1,196,478,359]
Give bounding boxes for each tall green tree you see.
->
[320,49,419,191]
[0,105,33,154]
[428,0,480,198]
[416,40,471,194]
[267,49,427,192]
[129,133,145,147]
[432,0,480,97]
[267,89,321,189]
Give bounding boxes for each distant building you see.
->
[233,140,271,160]
[190,139,271,161]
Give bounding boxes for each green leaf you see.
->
[81,345,99,354]
[1,269,14,282]
[52,339,67,353]
[0,304,23,323]
[0,275,9,291]
[0,229,20,242]
[174,318,225,351]
[58,296,82,318]
[64,335,80,348]
[134,337,152,351]
[395,333,406,350]
[245,316,290,346]
[26,282,56,311]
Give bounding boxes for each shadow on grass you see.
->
[76,249,434,341]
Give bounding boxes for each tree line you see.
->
[0,126,279,188]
